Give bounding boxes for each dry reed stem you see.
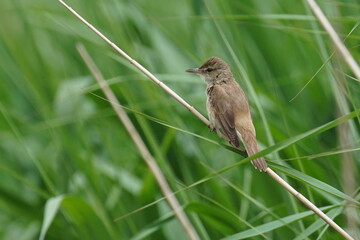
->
[58,1,354,239]
[77,44,200,240]
[306,0,360,82]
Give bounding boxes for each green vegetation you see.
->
[0,0,359,239]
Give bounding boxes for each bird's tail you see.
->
[237,127,268,172]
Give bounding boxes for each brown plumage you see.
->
[186,56,268,171]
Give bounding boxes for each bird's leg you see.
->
[208,124,216,133]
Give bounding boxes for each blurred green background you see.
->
[0,0,359,239]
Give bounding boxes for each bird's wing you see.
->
[208,84,239,147]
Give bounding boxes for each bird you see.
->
[186,56,268,172]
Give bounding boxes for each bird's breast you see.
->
[206,96,216,126]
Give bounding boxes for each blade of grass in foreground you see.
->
[270,163,358,204]
[294,208,343,240]
[39,195,115,240]
[221,206,338,240]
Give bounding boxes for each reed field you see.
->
[0,0,359,239]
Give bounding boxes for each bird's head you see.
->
[186,56,231,84]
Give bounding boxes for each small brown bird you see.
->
[186,56,267,171]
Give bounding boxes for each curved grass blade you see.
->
[39,195,114,240]
[270,163,358,204]
[221,205,336,240]
[39,195,66,240]
[294,208,342,240]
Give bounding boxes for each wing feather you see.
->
[208,84,239,147]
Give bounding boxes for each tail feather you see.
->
[237,127,268,171]
[244,139,267,171]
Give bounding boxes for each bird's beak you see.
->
[185,68,201,74]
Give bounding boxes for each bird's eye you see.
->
[206,68,214,72]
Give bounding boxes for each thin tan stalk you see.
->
[77,44,200,240]
[58,1,354,239]
[306,0,360,82]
